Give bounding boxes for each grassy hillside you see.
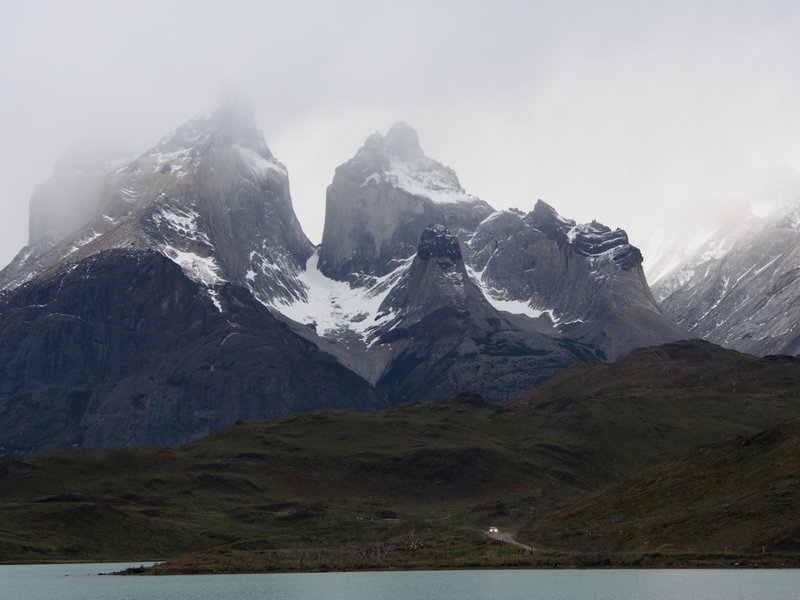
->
[0,340,798,570]
[522,419,800,558]
[505,340,800,488]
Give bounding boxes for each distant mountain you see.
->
[318,121,494,282]
[0,99,384,456]
[465,201,686,360]
[286,123,686,364]
[0,97,314,307]
[0,107,688,454]
[371,225,597,403]
[653,200,800,356]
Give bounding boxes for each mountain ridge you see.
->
[654,200,800,356]
[0,104,690,454]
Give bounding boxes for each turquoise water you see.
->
[3,563,800,599]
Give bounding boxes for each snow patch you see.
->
[276,252,409,341]
[385,158,478,205]
[150,148,192,178]
[59,229,103,261]
[118,186,142,203]
[154,206,210,244]
[235,144,287,178]
[567,225,580,243]
[163,246,224,287]
[361,173,381,187]
[465,264,551,320]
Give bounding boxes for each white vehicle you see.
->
[488,527,499,534]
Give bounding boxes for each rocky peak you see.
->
[372,224,594,404]
[145,95,278,166]
[417,225,462,262]
[525,200,575,243]
[524,200,642,271]
[383,121,424,161]
[571,222,643,270]
[377,225,481,320]
[1,99,313,306]
[319,124,494,281]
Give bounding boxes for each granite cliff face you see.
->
[654,201,800,356]
[372,226,597,403]
[0,101,373,456]
[293,124,685,363]
[0,97,314,306]
[466,201,686,360]
[0,111,688,455]
[318,122,494,282]
[0,250,382,456]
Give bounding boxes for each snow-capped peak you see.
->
[348,122,483,205]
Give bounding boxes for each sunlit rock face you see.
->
[654,201,800,356]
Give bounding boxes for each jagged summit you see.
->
[371,225,596,403]
[525,199,576,244]
[147,96,278,165]
[417,224,462,261]
[379,225,482,319]
[466,201,685,359]
[337,121,467,203]
[319,123,494,281]
[0,101,313,306]
[383,121,424,161]
[522,200,641,269]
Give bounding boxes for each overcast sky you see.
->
[3,0,800,274]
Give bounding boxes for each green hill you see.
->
[0,340,798,570]
[522,419,800,559]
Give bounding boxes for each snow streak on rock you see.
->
[277,251,408,342]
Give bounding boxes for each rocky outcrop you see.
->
[654,202,800,356]
[372,226,598,404]
[0,249,383,457]
[318,122,494,282]
[467,201,686,360]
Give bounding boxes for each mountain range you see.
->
[1,98,799,569]
[1,95,776,456]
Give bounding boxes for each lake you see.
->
[3,563,800,600]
